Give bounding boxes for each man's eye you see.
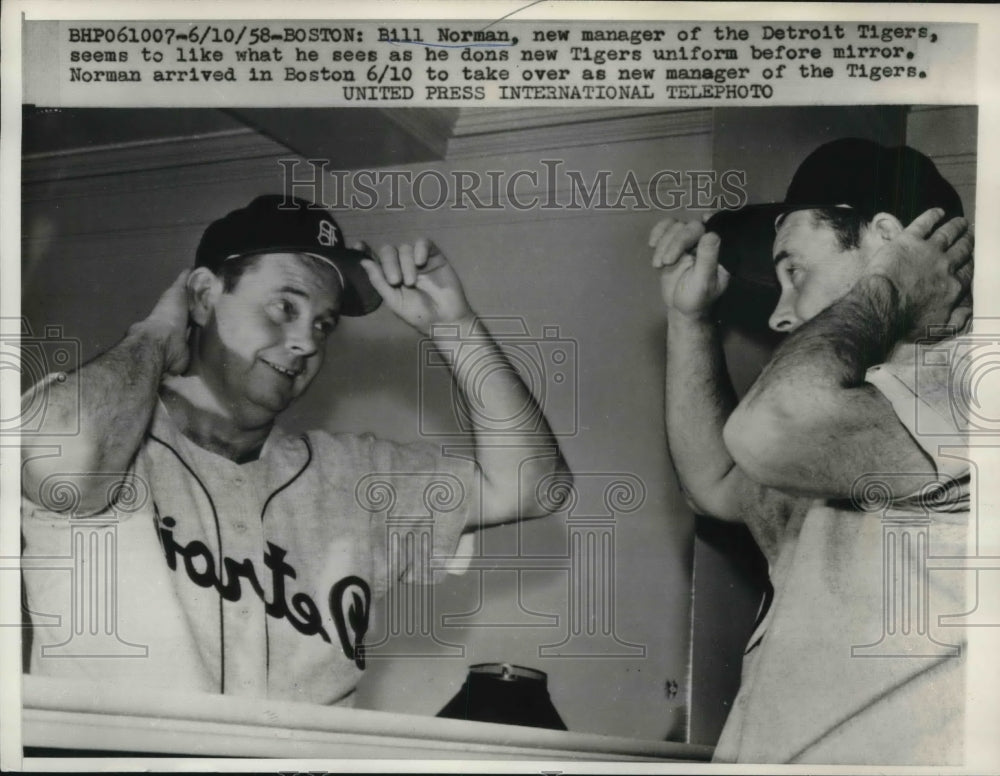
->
[270,300,296,319]
[315,319,336,335]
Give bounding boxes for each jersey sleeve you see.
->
[20,458,148,524]
[317,433,480,596]
[865,338,970,481]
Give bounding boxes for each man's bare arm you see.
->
[21,271,191,514]
[666,312,804,561]
[430,316,571,527]
[653,218,804,557]
[724,210,973,497]
[665,311,744,517]
[361,240,571,530]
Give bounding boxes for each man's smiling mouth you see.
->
[261,359,302,378]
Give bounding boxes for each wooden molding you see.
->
[22,129,291,184]
[452,106,708,135]
[22,675,714,761]
[378,107,459,158]
[448,108,712,158]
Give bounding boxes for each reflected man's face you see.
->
[768,210,869,333]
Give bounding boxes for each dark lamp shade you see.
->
[437,663,567,730]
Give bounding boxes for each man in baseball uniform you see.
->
[651,139,973,763]
[21,195,570,705]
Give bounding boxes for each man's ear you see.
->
[870,212,905,243]
[188,267,222,326]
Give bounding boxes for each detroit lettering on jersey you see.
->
[156,514,371,669]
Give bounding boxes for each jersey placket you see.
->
[204,458,269,697]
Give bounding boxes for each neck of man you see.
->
[160,375,274,463]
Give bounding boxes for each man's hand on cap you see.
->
[865,208,974,338]
[129,269,192,375]
[649,216,730,322]
[357,239,474,335]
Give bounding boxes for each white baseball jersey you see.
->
[22,398,479,705]
[714,340,971,764]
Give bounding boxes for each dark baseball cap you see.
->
[196,195,382,316]
[707,138,964,299]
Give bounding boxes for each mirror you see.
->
[18,103,977,756]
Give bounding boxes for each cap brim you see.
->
[310,246,383,318]
[234,245,382,317]
[704,203,792,332]
[705,203,793,288]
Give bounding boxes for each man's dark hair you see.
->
[811,208,870,251]
[216,254,263,292]
[214,253,339,293]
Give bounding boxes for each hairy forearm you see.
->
[431,316,570,527]
[752,275,905,397]
[664,312,803,554]
[725,276,935,495]
[22,322,169,513]
[664,312,746,518]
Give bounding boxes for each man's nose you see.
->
[768,292,800,333]
[285,321,319,355]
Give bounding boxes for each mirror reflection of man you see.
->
[651,139,973,764]
[22,195,570,705]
